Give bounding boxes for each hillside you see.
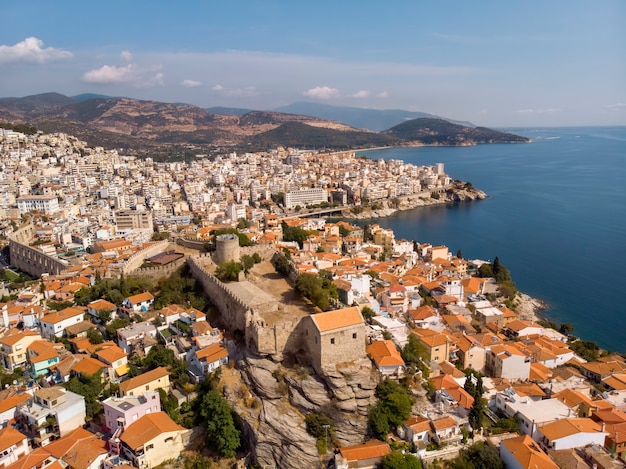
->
[0,93,529,154]
[274,101,475,131]
[384,118,530,145]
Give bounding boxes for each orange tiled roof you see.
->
[196,343,228,363]
[0,425,27,452]
[539,418,603,441]
[500,434,559,469]
[120,412,185,450]
[71,356,106,375]
[339,439,391,462]
[311,306,363,333]
[366,340,405,367]
[119,366,170,393]
[0,393,30,414]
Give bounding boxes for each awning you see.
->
[115,364,130,376]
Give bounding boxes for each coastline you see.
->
[340,183,488,220]
[514,291,549,323]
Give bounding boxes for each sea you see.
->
[355,126,626,352]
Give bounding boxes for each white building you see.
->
[17,195,60,214]
[39,307,86,339]
[536,417,607,451]
[284,187,328,208]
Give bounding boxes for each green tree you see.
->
[361,306,376,323]
[65,371,105,419]
[252,252,262,264]
[381,452,422,469]
[450,441,503,469]
[87,327,103,344]
[369,379,414,439]
[464,372,485,433]
[215,261,243,281]
[105,318,131,339]
[456,249,463,259]
[240,254,255,274]
[272,254,291,276]
[199,390,241,458]
[402,334,430,379]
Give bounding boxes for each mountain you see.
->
[71,93,115,102]
[0,93,529,155]
[383,118,529,145]
[206,106,253,116]
[274,101,475,131]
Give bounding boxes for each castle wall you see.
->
[9,224,69,277]
[187,254,249,331]
[121,240,170,275]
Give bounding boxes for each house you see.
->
[187,343,229,382]
[45,427,108,469]
[18,387,86,446]
[504,320,544,339]
[454,334,486,373]
[536,418,607,451]
[430,416,462,445]
[407,305,440,329]
[398,416,431,447]
[0,392,31,426]
[306,306,365,373]
[3,447,59,469]
[495,390,574,441]
[121,292,155,315]
[70,356,107,380]
[27,340,60,377]
[414,332,451,364]
[334,440,391,469]
[39,307,86,339]
[86,299,117,322]
[117,322,157,355]
[430,374,475,413]
[0,426,29,467]
[94,345,129,381]
[580,360,625,383]
[366,340,404,377]
[0,330,42,372]
[119,367,171,397]
[118,412,189,469]
[500,434,559,469]
[485,344,531,381]
[101,391,161,434]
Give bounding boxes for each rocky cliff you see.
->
[220,355,378,468]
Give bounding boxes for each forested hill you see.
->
[384,118,530,145]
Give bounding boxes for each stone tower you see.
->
[214,233,241,264]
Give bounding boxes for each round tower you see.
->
[214,233,241,264]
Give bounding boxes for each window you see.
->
[352,333,357,339]
[145,385,149,390]
[145,444,153,451]
[164,437,173,443]
[330,338,335,345]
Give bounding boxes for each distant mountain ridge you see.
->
[274,101,476,131]
[0,93,529,154]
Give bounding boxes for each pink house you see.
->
[101,391,161,435]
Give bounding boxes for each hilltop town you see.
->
[0,126,625,469]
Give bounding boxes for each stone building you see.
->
[305,306,366,372]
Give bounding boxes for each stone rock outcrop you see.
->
[227,355,379,467]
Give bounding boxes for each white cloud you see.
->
[212,85,257,97]
[121,50,133,62]
[303,86,340,99]
[377,91,389,98]
[181,79,202,88]
[82,64,135,83]
[351,90,370,99]
[604,103,625,111]
[82,62,164,88]
[0,37,73,65]
[516,108,560,115]
[479,109,488,114]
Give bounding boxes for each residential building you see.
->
[118,412,189,469]
[18,387,86,446]
[0,426,29,467]
[187,343,229,382]
[500,434,559,469]
[366,340,405,377]
[284,188,327,209]
[119,367,170,397]
[116,322,157,355]
[485,344,531,381]
[536,418,607,451]
[39,308,86,339]
[16,195,59,215]
[45,427,108,469]
[334,440,391,469]
[101,391,161,434]
[121,292,155,315]
[27,340,60,377]
[0,330,42,372]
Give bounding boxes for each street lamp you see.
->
[323,424,330,451]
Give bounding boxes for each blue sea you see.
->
[356,127,626,352]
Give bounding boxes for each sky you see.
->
[1,1,625,127]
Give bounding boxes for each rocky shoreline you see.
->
[514,291,549,322]
[340,182,488,220]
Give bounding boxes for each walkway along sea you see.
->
[354,126,626,352]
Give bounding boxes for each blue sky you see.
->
[2,1,625,126]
